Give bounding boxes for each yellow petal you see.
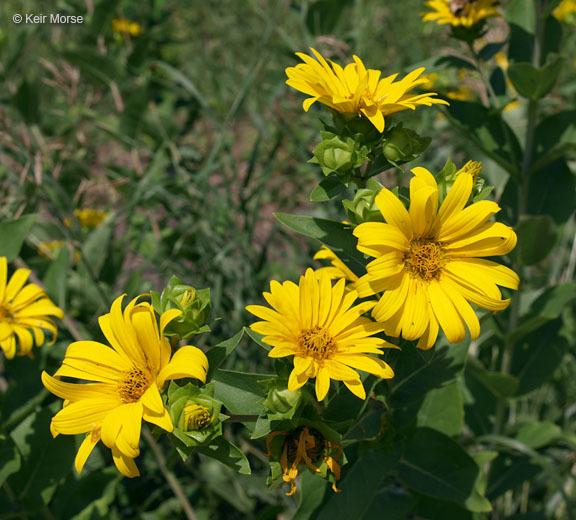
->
[75,433,99,474]
[315,367,331,401]
[428,281,466,344]
[336,354,394,379]
[343,379,366,399]
[51,398,119,435]
[42,371,118,402]
[5,268,31,302]
[143,406,173,432]
[140,383,164,415]
[156,345,208,387]
[112,447,140,478]
[374,189,413,239]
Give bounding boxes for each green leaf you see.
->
[196,437,251,475]
[532,110,576,170]
[0,214,38,261]
[292,471,331,520]
[0,435,21,487]
[398,428,490,512]
[516,215,556,265]
[244,327,271,351]
[507,283,576,344]
[468,361,519,398]
[13,79,41,124]
[317,450,400,520]
[510,319,568,396]
[310,176,347,202]
[515,421,563,449]
[416,382,464,437]
[212,370,273,416]
[80,217,113,278]
[444,101,521,177]
[505,0,536,34]
[206,329,244,381]
[391,338,469,407]
[487,453,540,499]
[508,57,564,100]
[43,246,70,309]
[274,213,366,276]
[119,83,149,139]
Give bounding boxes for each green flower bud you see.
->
[151,276,212,339]
[382,125,431,165]
[259,378,303,421]
[342,178,386,225]
[309,132,369,179]
[168,382,225,448]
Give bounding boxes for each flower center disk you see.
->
[118,367,152,403]
[404,238,445,281]
[298,326,337,361]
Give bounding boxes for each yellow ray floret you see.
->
[42,294,209,478]
[422,0,500,28]
[353,163,519,349]
[0,257,63,359]
[246,268,395,401]
[313,246,359,291]
[285,48,448,132]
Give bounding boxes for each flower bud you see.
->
[309,132,369,179]
[183,404,213,431]
[382,126,431,165]
[342,178,386,225]
[151,276,211,339]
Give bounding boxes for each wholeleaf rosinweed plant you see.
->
[2,0,576,517]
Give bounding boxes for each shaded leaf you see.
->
[0,214,38,261]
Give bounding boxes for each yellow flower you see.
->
[265,427,342,496]
[418,72,439,91]
[0,257,63,359]
[446,85,476,101]
[313,246,359,290]
[42,294,209,477]
[112,18,143,37]
[554,0,576,22]
[423,0,500,27]
[285,48,448,132]
[353,164,518,349]
[246,268,394,401]
[73,208,108,229]
[38,240,66,259]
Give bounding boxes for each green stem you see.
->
[143,429,198,520]
[224,414,259,423]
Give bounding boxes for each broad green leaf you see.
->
[317,450,400,520]
[516,421,563,449]
[362,489,415,520]
[468,361,519,398]
[508,57,563,100]
[0,214,38,261]
[487,452,540,499]
[416,382,464,436]
[532,110,576,170]
[292,471,331,520]
[244,327,271,351]
[274,212,366,276]
[510,319,568,396]
[398,428,490,512]
[391,338,469,407]
[0,435,21,487]
[310,175,347,202]
[516,215,556,265]
[505,0,536,34]
[507,283,576,343]
[212,369,273,416]
[43,246,70,309]
[478,41,506,61]
[444,101,521,177]
[206,328,244,381]
[305,0,353,35]
[196,437,251,475]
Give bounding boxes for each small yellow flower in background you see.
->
[265,427,342,496]
[73,208,108,229]
[418,72,439,91]
[112,18,143,37]
[446,85,476,101]
[285,48,448,132]
[354,163,518,349]
[554,0,576,22]
[38,240,66,259]
[423,0,500,28]
[0,257,63,359]
[42,294,209,478]
[313,246,359,290]
[246,268,395,401]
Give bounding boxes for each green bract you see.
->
[260,378,303,421]
[342,178,385,225]
[382,125,431,165]
[151,275,212,339]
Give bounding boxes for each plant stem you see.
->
[143,429,198,520]
[224,414,260,422]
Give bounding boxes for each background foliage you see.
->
[0,0,575,518]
